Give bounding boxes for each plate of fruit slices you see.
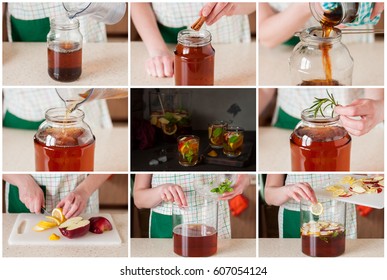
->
[314,175,384,209]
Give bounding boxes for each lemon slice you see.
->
[32,225,45,232]
[36,220,57,229]
[52,208,66,224]
[162,124,177,135]
[49,233,60,241]
[310,202,323,216]
[45,216,61,226]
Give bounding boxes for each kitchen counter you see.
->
[131,238,256,257]
[3,213,128,257]
[259,238,384,257]
[259,41,384,86]
[2,126,128,172]
[259,126,384,172]
[131,130,256,171]
[3,42,128,86]
[131,41,256,86]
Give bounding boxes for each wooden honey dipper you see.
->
[191,16,206,31]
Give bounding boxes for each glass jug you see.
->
[174,29,215,86]
[289,27,353,86]
[172,190,218,257]
[301,199,346,257]
[34,108,95,171]
[47,17,83,82]
[290,109,351,171]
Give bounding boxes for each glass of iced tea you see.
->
[208,120,227,148]
[173,190,218,257]
[223,126,244,157]
[34,108,95,171]
[301,199,346,257]
[177,135,199,166]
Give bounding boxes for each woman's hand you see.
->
[17,180,45,214]
[219,174,250,200]
[56,189,89,219]
[200,2,256,25]
[335,99,384,136]
[157,183,187,207]
[371,3,384,19]
[285,182,317,203]
[146,51,174,78]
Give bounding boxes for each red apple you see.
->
[89,216,113,234]
[59,217,90,239]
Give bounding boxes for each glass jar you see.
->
[290,109,351,171]
[223,126,244,158]
[173,190,218,257]
[289,27,353,86]
[47,17,83,82]
[34,108,95,171]
[310,2,359,27]
[177,135,199,166]
[174,29,215,86]
[301,199,346,257]
[208,120,228,148]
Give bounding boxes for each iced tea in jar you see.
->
[290,109,351,171]
[34,108,95,171]
[174,29,215,86]
[47,17,83,82]
[301,199,346,257]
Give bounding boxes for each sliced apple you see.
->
[89,216,113,234]
[59,217,90,239]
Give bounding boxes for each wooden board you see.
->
[203,142,254,167]
[8,213,122,246]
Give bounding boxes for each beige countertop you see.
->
[3,42,128,86]
[131,41,256,86]
[131,238,256,257]
[2,126,128,172]
[259,41,384,86]
[3,213,128,257]
[259,126,384,172]
[259,238,384,257]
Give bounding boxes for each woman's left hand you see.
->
[335,99,384,136]
[56,189,89,219]
[219,174,250,200]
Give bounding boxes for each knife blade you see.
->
[41,207,50,216]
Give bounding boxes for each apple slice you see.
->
[89,216,113,234]
[59,217,90,239]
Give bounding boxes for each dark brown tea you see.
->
[48,41,82,82]
[299,79,341,86]
[34,127,95,171]
[301,221,346,257]
[290,126,351,171]
[174,40,215,86]
[173,224,217,257]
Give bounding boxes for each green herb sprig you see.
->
[307,90,339,118]
[210,178,234,194]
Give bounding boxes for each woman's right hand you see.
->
[157,183,187,207]
[146,51,174,78]
[285,182,317,204]
[17,181,45,214]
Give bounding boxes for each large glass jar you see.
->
[174,29,215,86]
[34,108,95,171]
[290,109,351,171]
[173,190,218,257]
[301,199,346,257]
[289,27,353,86]
[47,17,83,82]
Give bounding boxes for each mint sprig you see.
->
[211,178,234,194]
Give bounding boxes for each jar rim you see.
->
[227,125,244,131]
[301,108,339,123]
[50,16,80,30]
[177,29,212,47]
[298,27,342,44]
[45,107,84,124]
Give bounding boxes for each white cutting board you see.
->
[314,175,384,209]
[9,213,122,246]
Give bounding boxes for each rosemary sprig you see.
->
[307,90,338,118]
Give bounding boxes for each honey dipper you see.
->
[191,16,206,31]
